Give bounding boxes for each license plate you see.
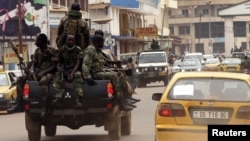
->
[147,72,155,77]
[193,111,229,119]
[227,67,236,71]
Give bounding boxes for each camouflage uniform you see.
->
[34,47,58,102]
[53,45,84,98]
[82,45,130,100]
[56,9,90,50]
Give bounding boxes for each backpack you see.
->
[56,18,89,50]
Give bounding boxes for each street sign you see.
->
[105,38,115,46]
[135,27,158,37]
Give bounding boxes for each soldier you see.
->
[56,2,90,50]
[95,30,141,102]
[53,35,84,106]
[82,34,137,111]
[33,33,58,117]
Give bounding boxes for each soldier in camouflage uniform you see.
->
[33,33,58,117]
[56,3,90,50]
[53,35,84,106]
[82,34,135,111]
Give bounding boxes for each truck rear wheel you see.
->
[108,112,121,140]
[28,132,41,141]
[25,112,41,141]
[121,111,131,135]
[44,124,56,136]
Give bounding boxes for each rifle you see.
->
[9,40,37,81]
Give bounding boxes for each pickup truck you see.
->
[23,79,132,141]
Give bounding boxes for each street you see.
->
[0,82,165,141]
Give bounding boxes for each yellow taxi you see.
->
[219,58,241,72]
[152,71,250,141]
[204,58,220,71]
[0,70,18,112]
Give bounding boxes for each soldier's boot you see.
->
[7,95,23,114]
[119,99,134,111]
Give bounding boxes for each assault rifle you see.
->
[9,40,37,80]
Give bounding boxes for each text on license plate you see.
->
[193,111,229,119]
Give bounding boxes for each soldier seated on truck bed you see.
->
[52,35,84,106]
[82,34,139,111]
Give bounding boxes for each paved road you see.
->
[0,82,165,141]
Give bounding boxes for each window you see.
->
[169,26,174,34]
[179,26,190,35]
[203,9,209,15]
[234,22,246,37]
[182,9,188,16]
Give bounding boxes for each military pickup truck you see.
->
[23,79,132,141]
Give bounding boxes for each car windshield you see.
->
[222,59,241,64]
[139,53,166,63]
[168,78,250,102]
[0,73,9,86]
[205,58,220,64]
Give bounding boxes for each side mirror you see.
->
[152,93,162,101]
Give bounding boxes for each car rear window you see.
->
[168,78,250,102]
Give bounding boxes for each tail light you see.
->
[158,103,186,117]
[107,82,114,98]
[22,83,30,110]
[236,106,250,119]
[22,83,30,99]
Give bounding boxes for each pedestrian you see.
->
[56,2,90,50]
[52,35,84,106]
[126,57,137,94]
[82,34,138,111]
[33,33,58,117]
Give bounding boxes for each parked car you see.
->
[204,58,221,71]
[152,71,250,141]
[180,58,204,72]
[0,70,18,113]
[230,52,246,61]
[219,58,241,72]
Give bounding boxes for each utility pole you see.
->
[207,1,212,54]
[18,0,23,55]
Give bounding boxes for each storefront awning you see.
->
[89,3,110,9]
[92,18,113,24]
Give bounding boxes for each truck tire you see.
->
[121,111,131,136]
[25,113,41,141]
[108,112,121,140]
[28,132,41,141]
[44,124,56,136]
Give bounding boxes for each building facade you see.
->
[165,0,250,57]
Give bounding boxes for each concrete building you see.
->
[146,0,250,56]
[147,0,250,57]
